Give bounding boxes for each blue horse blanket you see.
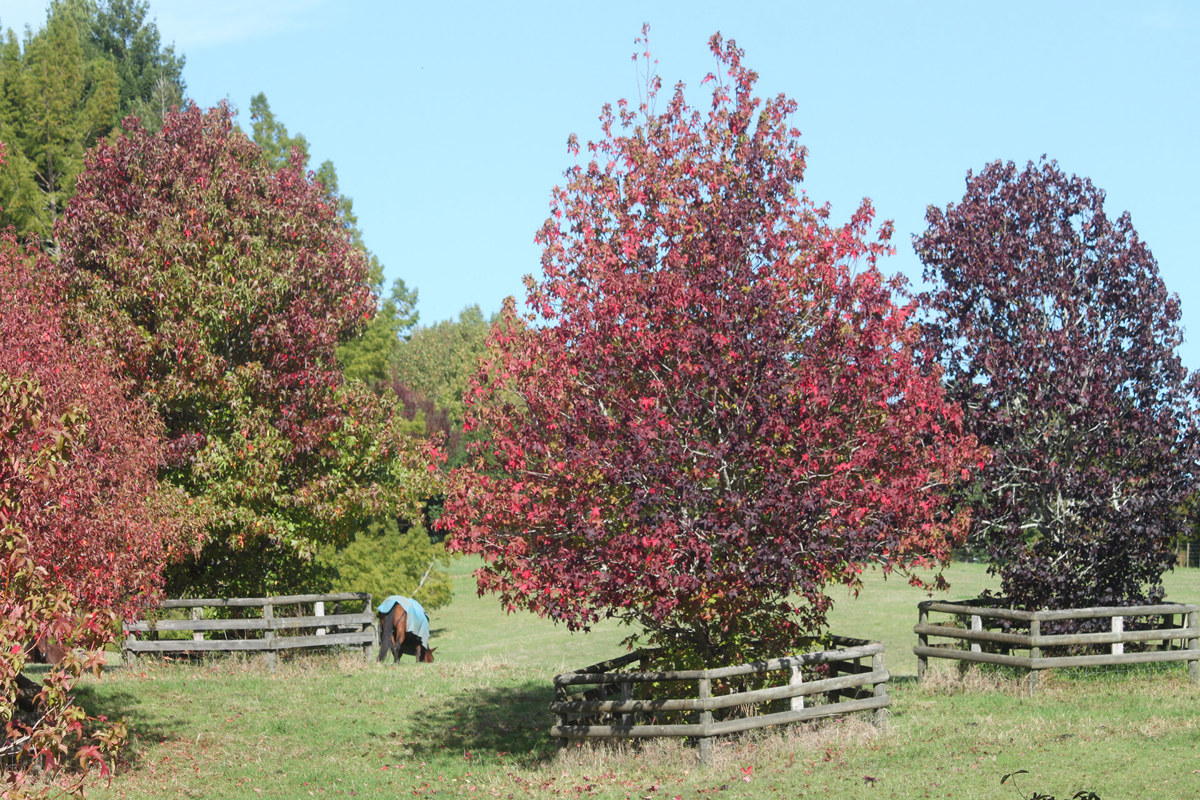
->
[377,595,430,649]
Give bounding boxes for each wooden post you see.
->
[263,601,276,671]
[364,595,375,659]
[697,677,713,766]
[916,605,928,681]
[1189,610,1199,684]
[315,601,326,636]
[123,632,138,667]
[1112,616,1124,655]
[192,607,203,642]
[872,650,888,730]
[1028,617,1041,695]
[619,680,633,729]
[554,681,567,753]
[970,614,983,653]
[789,664,804,711]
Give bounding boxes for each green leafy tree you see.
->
[339,278,420,388]
[325,520,452,611]
[393,306,492,432]
[248,91,310,169]
[56,104,442,597]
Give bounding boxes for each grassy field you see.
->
[71,559,1200,799]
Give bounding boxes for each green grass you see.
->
[73,559,1200,799]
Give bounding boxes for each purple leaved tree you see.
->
[916,157,1199,611]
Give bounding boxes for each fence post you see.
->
[872,650,888,730]
[970,614,982,653]
[697,677,713,766]
[364,595,376,659]
[916,604,928,681]
[1028,617,1040,695]
[123,631,138,667]
[619,680,633,729]
[789,663,804,711]
[1189,610,1199,684]
[263,601,276,671]
[315,601,326,636]
[554,679,567,753]
[192,607,203,642]
[1112,616,1124,655]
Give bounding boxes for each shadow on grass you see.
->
[397,679,559,767]
[70,677,179,770]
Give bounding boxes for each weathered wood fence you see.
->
[123,592,377,668]
[914,598,1200,692]
[551,636,890,765]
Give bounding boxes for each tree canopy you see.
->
[444,31,983,663]
[915,157,1200,610]
[55,104,441,596]
[391,305,492,465]
[0,224,187,616]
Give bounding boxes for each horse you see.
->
[376,595,434,664]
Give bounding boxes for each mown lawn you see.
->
[74,559,1200,799]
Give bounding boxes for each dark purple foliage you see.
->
[916,158,1200,611]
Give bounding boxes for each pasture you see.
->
[74,559,1200,799]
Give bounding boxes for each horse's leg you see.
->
[392,607,407,662]
[377,611,394,663]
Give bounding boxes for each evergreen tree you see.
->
[0,0,183,243]
[86,0,185,129]
[324,520,452,611]
[392,305,492,465]
[0,4,118,244]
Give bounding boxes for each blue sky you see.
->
[5,1,1198,371]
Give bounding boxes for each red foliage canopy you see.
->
[0,234,186,618]
[444,32,984,659]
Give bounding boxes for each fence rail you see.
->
[122,592,378,668]
[551,636,890,765]
[914,598,1200,692]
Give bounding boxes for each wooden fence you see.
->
[123,592,377,668]
[914,598,1200,692]
[551,636,890,765]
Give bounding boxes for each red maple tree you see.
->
[444,31,984,662]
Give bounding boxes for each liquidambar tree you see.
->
[444,31,984,663]
[56,105,441,596]
[916,158,1200,611]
